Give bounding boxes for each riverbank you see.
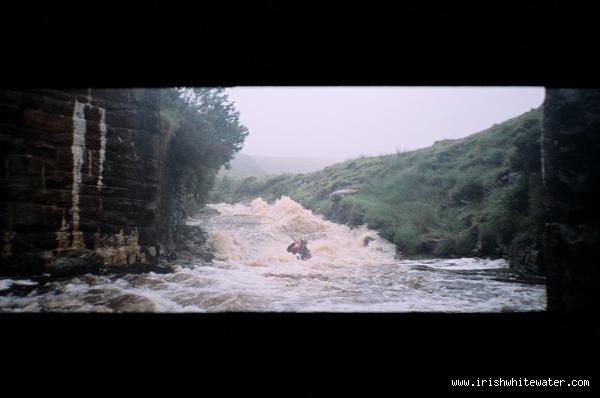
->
[210,108,544,274]
[0,198,546,312]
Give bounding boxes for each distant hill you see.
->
[251,155,342,175]
[219,153,268,179]
[210,108,544,264]
[219,153,341,179]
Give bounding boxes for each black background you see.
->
[1,0,599,87]
[0,0,598,394]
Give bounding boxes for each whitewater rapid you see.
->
[0,197,547,312]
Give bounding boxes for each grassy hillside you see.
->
[210,108,544,260]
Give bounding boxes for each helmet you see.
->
[300,238,307,244]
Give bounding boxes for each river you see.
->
[0,196,547,312]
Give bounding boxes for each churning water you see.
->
[0,197,546,312]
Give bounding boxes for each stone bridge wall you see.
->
[0,89,166,269]
[542,89,600,311]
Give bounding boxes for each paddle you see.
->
[282,225,298,243]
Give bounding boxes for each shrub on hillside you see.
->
[433,237,456,256]
[389,224,420,255]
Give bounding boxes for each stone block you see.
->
[99,209,146,228]
[22,126,73,148]
[8,202,64,232]
[141,110,161,133]
[32,89,78,102]
[0,134,26,157]
[101,160,159,184]
[28,141,60,161]
[20,92,75,117]
[130,129,160,157]
[0,89,22,105]
[44,172,72,190]
[0,104,20,125]
[91,89,132,105]
[106,109,141,129]
[22,109,71,134]
[99,176,158,195]
[137,227,158,246]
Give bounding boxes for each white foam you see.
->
[0,279,13,290]
[420,257,509,270]
[13,280,38,286]
[0,196,546,313]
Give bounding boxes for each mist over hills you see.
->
[220,153,342,178]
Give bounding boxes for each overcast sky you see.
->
[226,87,545,160]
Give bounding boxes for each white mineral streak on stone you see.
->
[71,100,87,249]
[111,229,143,265]
[46,92,124,261]
[93,228,145,266]
[87,149,93,176]
[97,107,107,191]
[56,216,70,250]
[126,229,142,264]
[64,92,136,262]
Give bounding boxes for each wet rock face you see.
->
[173,224,215,265]
[0,89,167,274]
[542,89,600,311]
[46,249,103,277]
[507,244,544,275]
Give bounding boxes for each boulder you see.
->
[46,249,104,277]
[363,236,375,246]
[329,188,360,202]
